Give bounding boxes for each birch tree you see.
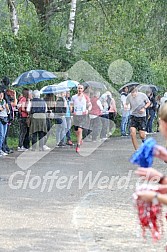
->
[7,0,19,35]
[66,0,77,51]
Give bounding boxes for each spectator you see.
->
[120,86,130,136]
[17,88,30,151]
[108,91,117,135]
[0,76,17,154]
[146,91,157,133]
[0,89,10,157]
[43,94,56,150]
[65,91,73,146]
[100,93,109,140]
[55,92,67,147]
[89,90,103,142]
[160,92,167,108]
[155,95,161,132]
[28,90,47,151]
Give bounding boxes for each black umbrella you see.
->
[82,81,107,89]
[119,82,139,93]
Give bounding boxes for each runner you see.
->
[71,84,92,153]
[126,86,150,150]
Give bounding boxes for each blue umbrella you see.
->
[57,80,79,89]
[12,70,57,86]
[40,84,70,95]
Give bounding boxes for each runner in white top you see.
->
[71,84,92,153]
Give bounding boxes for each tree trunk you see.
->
[28,0,91,29]
[7,0,19,35]
[66,0,77,51]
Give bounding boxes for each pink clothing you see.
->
[90,97,102,116]
[108,98,117,113]
[18,96,28,118]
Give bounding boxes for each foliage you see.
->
[0,0,166,92]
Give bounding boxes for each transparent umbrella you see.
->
[82,81,107,89]
[138,84,159,93]
[40,84,70,95]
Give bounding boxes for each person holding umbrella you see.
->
[125,86,150,150]
[0,88,10,157]
[28,90,47,151]
[120,86,130,136]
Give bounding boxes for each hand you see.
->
[135,167,163,182]
[139,108,145,113]
[154,145,167,162]
[136,190,156,202]
[13,90,16,98]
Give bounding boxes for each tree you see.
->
[28,0,91,28]
[66,0,77,51]
[7,0,19,35]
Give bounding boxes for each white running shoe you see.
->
[17,146,28,152]
[43,145,51,151]
[0,151,8,156]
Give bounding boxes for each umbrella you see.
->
[40,84,70,95]
[138,84,159,93]
[82,81,107,89]
[56,80,79,89]
[119,82,139,93]
[12,70,57,86]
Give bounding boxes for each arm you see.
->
[139,100,150,113]
[112,98,117,113]
[144,100,151,109]
[5,102,10,114]
[97,100,103,112]
[10,91,17,107]
[87,101,92,112]
[154,145,167,162]
[70,98,74,113]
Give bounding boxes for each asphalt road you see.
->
[0,133,167,252]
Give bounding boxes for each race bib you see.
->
[74,107,83,115]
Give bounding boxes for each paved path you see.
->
[0,133,167,251]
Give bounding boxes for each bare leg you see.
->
[130,127,138,150]
[76,128,82,145]
[139,130,146,142]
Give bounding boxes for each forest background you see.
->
[0,0,166,89]
[0,0,167,142]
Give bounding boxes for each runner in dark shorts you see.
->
[126,87,150,150]
[130,115,146,131]
[71,84,92,153]
[73,115,87,131]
